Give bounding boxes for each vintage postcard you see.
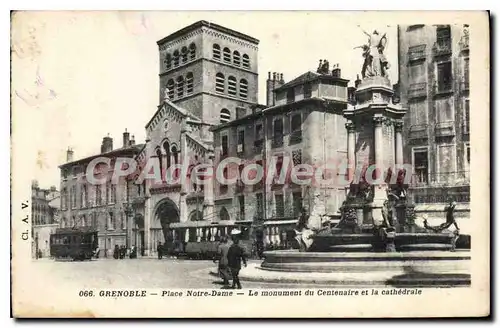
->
[11,10,490,318]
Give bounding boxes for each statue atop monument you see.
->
[354,27,390,79]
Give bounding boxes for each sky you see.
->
[11,11,398,188]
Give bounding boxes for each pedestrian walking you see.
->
[214,236,231,288]
[157,242,163,260]
[227,229,247,289]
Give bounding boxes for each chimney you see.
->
[130,135,136,146]
[331,64,341,78]
[355,74,362,88]
[66,148,74,162]
[272,72,276,81]
[123,128,130,148]
[101,134,113,153]
[280,73,284,83]
[266,71,275,107]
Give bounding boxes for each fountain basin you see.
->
[253,250,471,287]
[310,232,468,252]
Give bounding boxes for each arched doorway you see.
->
[154,198,180,253]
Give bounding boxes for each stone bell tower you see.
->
[343,75,406,229]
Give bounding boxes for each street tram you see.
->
[167,221,254,260]
[50,227,99,261]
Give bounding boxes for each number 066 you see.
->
[79,290,94,297]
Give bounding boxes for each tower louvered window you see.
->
[220,109,231,124]
[189,43,196,60]
[242,54,250,68]
[223,48,231,62]
[239,79,248,99]
[215,73,225,93]
[233,51,241,66]
[167,79,175,99]
[186,73,194,94]
[213,44,221,60]
[228,76,237,96]
[176,76,184,98]
[181,47,188,63]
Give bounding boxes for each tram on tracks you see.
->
[165,219,299,260]
[50,227,99,261]
[164,220,254,260]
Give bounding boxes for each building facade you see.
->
[127,21,261,255]
[397,24,470,221]
[32,181,60,257]
[211,66,349,247]
[59,133,144,257]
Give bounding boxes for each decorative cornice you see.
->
[202,28,259,50]
[158,29,203,51]
[157,20,259,48]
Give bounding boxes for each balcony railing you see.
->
[408,82,427,99]
[434,121,455,137]
[410,172,470,188]
[433,38,452,56]
[289,130,302,145]
[408,124,429,140]
[459,35,469,52]
[408,44,426,62]
[272,136,284,148]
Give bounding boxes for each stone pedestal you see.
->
[342,76,406,237]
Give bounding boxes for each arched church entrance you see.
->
[154,198,180,254]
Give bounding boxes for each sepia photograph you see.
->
[10,10,490,318]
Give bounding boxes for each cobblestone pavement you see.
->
[29,258,322,289]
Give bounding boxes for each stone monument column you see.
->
[346,121,356,182]
[203,156,215,220]
[394,120,404,165]
[371,115,387,227]
[143,137,153,256]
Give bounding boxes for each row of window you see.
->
[162,43,252,71]
[60,212,126,230]
[164,43,197,70]
[219,113,303,156]
[163,72,249,100]
[165,72,194,100]
[412,143,470,186]
[408,58,469,98]
[216,189,302,220]
[33,214,51,226]
[215,73,248,99]
[212,44,250,69]
[62,184,118,210]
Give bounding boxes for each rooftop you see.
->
[210,97,346,132]
[59,143,145,169]
[274,71,349,92]
[157,20,259,46]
